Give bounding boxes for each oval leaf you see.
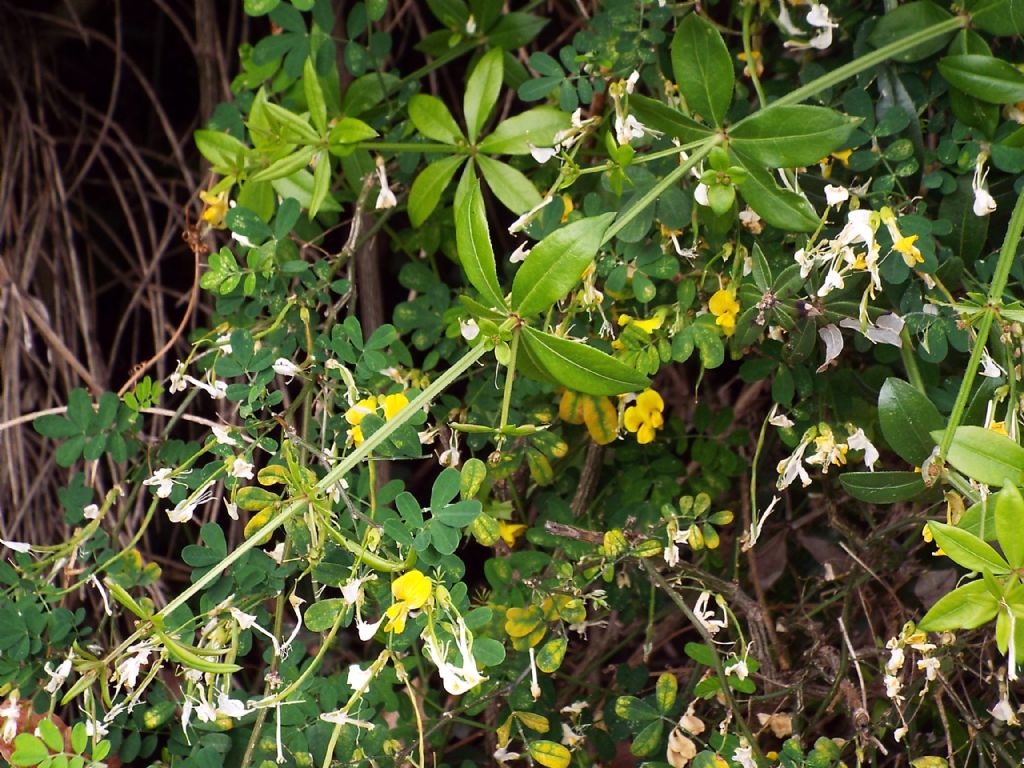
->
[511,213,615,317]
[409,93,465,144]
[455,182,506,307]
[937,55,1024,104]
[729,105,860,168]
[408,155,466,227]
[868,1,955,62]
[528,741,572,768]
[878,378,944,466]
[671,13,734,127]
[478,106,570,155]
[476,155,543,214]
[521,327,650,396]
[928,521,1010,574]
[918,578,999,631]
[840,471,928,503]
[734,157,819,232]
[934,426,1024,486]
[628,94,715,144]
[995,482,1024,568]
[464,48,504,142]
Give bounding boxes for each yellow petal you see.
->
[382,392,409,420]
[624,405,645,433]
[345,397,378,426]
[708,290,739,318]
[636,389,664,413]
[392,569,431,609]
[498,521,528,547]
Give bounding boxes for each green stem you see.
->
[741,2,766,109]
[899,327,925,394]
[603,139,720,243]
[642,560,762,758]
[498,329,520,435]
[149,338,491,623]
[939,188,1024,459]
[769,16,966,109]
[259,608,346,706]
[354,141,463,154]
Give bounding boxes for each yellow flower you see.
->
[344,396,378,447]
[199,190,229,228]
[384,569,432,634]
[618,312,665,334]
[831,148,853,167]
[382,392,409,420]
[624,389,665,444]
[990,420,1008,436]
[880,206,924,268]
[709,289,740,336]
[498,520,528,548]
[560,194,574,223]
[737,49,763,78]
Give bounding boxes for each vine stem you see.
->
[498,328,520,435]
[641,560,762,759]
[939,188,1024,459]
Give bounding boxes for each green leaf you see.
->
[520,326,650,396]
[478,106,570,155]
[671,13,733,127]
[511,213,615,316]
[614,695,660,722]
[250,146,316,182]
[933,426,1024,486]
[55,435,86,467]
[302,57,327,134]
[304,598,344,632]
[476,155,542,214]
[434,500,481,527]
[655,672,678,714]
[473,637,506,666]
[928,521,1010,574]
[528,741,571,768]
[734,157,819,232]
[868,1,955,62]
[327,117,378,150]
[535,636,568,673]
[67,388,93,430]
[34,414,80,439]
[36,720,63,754]
[996,482,1024,568]
[70,724,86,756]
[271,169,342,212]
[407,155,466,226]
[428,519,460,554]
[431,466,461,508]
[729,106,860,168]
[630,719,664,757]
[11,733,50,766]
[460,457,487,499]
[937,55,1024,104]
[965,0,1024,36]
[309,150,331,218]
[878,379,944,466]
[409,93,465,144]
[263,101,320,143]
[225,206,273,243]
[839,471,928,503]
[454,183,506,308]
[627,95,715,144]
[918,578,999,631]
[464,48,503,142]
[194,129,248,171]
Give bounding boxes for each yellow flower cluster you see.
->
[344,392,409,446]
[709,290,740,336]
[384,569,432,634]
[624,389,665,445]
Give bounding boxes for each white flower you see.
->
[529,144,557,164]
[839,312,904,347]
[230,608,258,629]
[185,375,228,400]
[214,333,233,354]
[825,184,849,207]
[614,113,648,145]
[460,318,480,341]
[991,693,1020,725]
[348,663,374,691]
[817,324,844,372]
[341,575,372,606]
[847,428,879,470]
[168,488,214,524]
[776,0,802,34]
[693,183,710,207]
[733,742,757,768]
[465,14,476,34]
[1,538,31,554]
[666,728,697,768]
[508,196,554,234]
[229,457,255,480]
[510,242,531,263]
[885,641,905,675]
[320,710,376,729]
[724,656,749,680]
[424,618,487,695]
[693,591,728,636]
[769,408,795,429]
[884,674,903,701]
[664,544,680,567]
[625,70,640,94]
[494,747,522,765]
[144,467,176,499]
[561,722,584,747]
[357,615,384,641]
[272,358,301,380]
[893,725,909,742]
[43,656,73,694]
[217,693,253,720]
[561,701,589,716]
[980,349,1005,378]
[115,643,154,690]
[226,501,239,520]
[777,431,815,490]
[0,695,20,743]
[818,266,845,297]
[973,154,997,217]
[739,207,763,234]
[232,232,255,249]
[169,361,188,394]
[917,656,940,681]
[529,647,541,699]
[375,159,397,210]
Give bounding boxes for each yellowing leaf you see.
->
[505,606,544,638]
[515,711,550,733]
[244,508,274,545]
[536,636,568,673]
[558,389,586,424]
[528,740,572,768]
[582,394,618,445]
